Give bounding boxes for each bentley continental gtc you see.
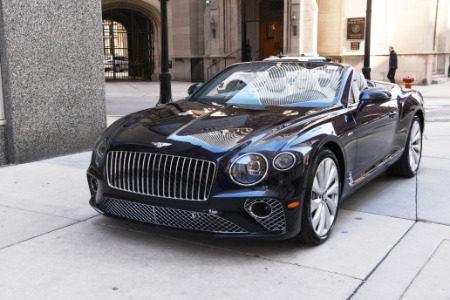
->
[87,58,424,245]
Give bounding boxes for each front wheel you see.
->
[296,148,341,245]
[387,116,422,178]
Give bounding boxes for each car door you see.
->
[351,83,399,181]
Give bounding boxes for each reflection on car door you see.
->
[352,88,399,181]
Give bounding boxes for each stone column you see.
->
[300,0,319,55]
[0,0,106,164]
[289,0,319,56]
[0,62,6,165]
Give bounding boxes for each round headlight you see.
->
[273,152,296,171]
[230,153,268,186]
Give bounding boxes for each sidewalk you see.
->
[0,80,449,299]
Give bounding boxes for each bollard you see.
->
[403,77,414,88]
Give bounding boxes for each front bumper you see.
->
[87,172,303,240]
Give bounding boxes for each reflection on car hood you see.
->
[111,100,328,155]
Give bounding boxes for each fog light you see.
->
[250,201,272,218]
[87,174,98,195]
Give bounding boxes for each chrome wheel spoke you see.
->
[318,206,328,235]
[310,197,322,212]
[325,203,332,227]
[316,163,326,190]
[325,163,337,190]
[327,181,339,197]
[411,128,420,143]
[411,147,419,163]
[312,179,322,195]
[325,196,338,216]
[311,203,323,229]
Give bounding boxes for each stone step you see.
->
[431,75,449,84]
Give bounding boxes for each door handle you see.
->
[389,111,397,119]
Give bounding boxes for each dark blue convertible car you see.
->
[87,57,424,245]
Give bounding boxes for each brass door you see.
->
[259,21,283,60]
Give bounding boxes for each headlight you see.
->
[94,137,108,166]
[273,152,296,171]
[230,153,268,186]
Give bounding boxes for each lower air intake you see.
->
[99,198,247,234]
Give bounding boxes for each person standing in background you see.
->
[387,46,398,83]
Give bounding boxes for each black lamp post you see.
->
[157,0,172,105]
[362,0,372,80]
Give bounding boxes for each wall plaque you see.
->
[347,18,365,40]
[351,42,360,50]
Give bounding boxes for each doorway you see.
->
[259,20,283,59]
[102,9,154,81]
[242,0,284,61]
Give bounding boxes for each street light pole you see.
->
[157,0,172,105]
[362,0,372,80]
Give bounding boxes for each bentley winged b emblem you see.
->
[151,142,172,148]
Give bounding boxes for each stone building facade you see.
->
[99,0,450,84]
[1,0,449,165]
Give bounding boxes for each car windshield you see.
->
[190,62,345,107]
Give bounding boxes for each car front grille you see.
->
[106,151,216,201]
[99,197,247,233]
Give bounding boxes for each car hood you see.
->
[110,100,328,157]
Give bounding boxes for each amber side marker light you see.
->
[287,201,300,209]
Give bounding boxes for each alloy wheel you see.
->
[310,157,340,237]
[408,120,422,172]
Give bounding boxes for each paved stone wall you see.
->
[0,0,106,164]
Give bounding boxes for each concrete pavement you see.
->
[0,80,450,299]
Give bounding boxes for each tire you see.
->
[296,148,341,245]
[387,116,422,178]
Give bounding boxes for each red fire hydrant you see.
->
[403,77,414,88]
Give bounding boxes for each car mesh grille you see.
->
[106,151,216,201]
[99,198,247,233]
[244,199,286,231]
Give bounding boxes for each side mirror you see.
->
[358,89,392,111]
[359,89,392,103]
[188,83,203,95]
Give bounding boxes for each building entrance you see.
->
[259,20,283,59]
[102,9,154,81]
[242,0,284,61]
